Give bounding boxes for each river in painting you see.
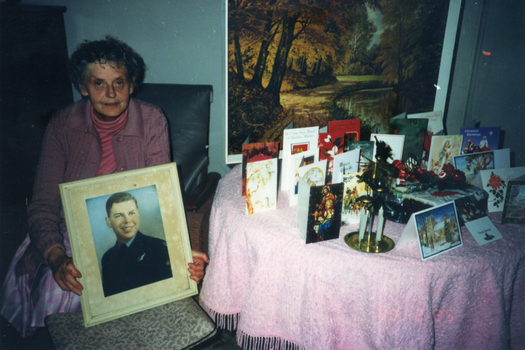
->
[335,87,395,134]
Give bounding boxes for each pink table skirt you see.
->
[200,166,525,350]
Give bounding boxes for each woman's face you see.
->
[80,61,134,122]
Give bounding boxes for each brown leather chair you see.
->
[134,84,221,255]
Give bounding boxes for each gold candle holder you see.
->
[344,231,395,253]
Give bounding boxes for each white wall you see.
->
[24,0,231,176]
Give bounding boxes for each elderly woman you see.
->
[0,36,209,337]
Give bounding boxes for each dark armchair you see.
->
[134,83,221,254]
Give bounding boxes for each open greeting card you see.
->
[398,202,463,261]
[370,134,405,163]
[281,126,319,191]
[288,150,318,206]
[328,119,361,147]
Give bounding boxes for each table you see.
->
[199,166,525,350]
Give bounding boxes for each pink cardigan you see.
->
[18,97,170,274]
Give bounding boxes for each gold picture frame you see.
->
[59,163,197,327]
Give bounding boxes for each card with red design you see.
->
[474,166,525,212]
[242,142,279,196]
[328,119,361,149]
[318,131,345,184]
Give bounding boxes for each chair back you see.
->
[134,83,213,197]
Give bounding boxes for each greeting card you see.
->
[288,150,318,207]
[328,119,361,148]
[460,127,500,154]
[281,126,319,191]
[452,151,495,185]
[370,134,405,163]
[398,202,463,261]
[465,216,503,246]
[332,149,360,184]
[407,111,444,169]
[319,131,345,184]
[473,167,525,212]
[341,173,369,225]
[428,135,463,174]
[296,178,344,244]
[245,158,278,215]
[297,160,327,187]
[346,141,375,172]
[242,142,279,196]
[389,118,428,168]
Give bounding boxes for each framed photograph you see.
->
[59,163,197,327]
[226,0,464,163]
[501,174,525,224]
[414,202,463,261]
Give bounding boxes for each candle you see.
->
[358,207,366,241]
[376,206,384,243]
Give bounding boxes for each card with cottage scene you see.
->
[398,202,463,260]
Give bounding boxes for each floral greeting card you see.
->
[478,167,525,212]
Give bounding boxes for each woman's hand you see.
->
[188,250,210,283]
[48,246,83,296]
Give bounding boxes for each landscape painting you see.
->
[227,0,461,162]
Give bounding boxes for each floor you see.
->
[0,314,242,350]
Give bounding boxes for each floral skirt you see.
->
[0,230,80,337]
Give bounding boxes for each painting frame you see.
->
[59,163,197,328]
[225,0,464,164]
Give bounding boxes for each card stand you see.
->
[344,231,395,253]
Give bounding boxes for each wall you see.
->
[447,0,524,166]
[25,0,525,173]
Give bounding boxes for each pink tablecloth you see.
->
[200,166,525,350]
